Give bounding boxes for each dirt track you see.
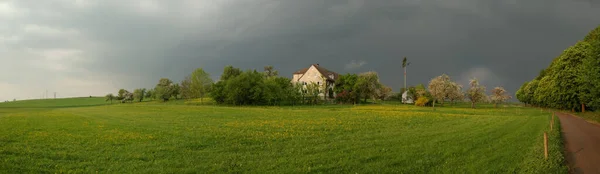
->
[557,112,600,173]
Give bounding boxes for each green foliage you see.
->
[263,65,279,77]
[223,70,267,105]
[354,72,381,102]
[212,68,300,106]
[210,81,226,104]
[133,88,146,102]
[583,25,600,42]
[515,82,527,105]
[518,26,600,112]
[180,76,192,99]
[155,78,175,102]
[220,66,242,81]
[117,89,128,100]
[335,74,360,104]
[104,94,115,104]
[414,84,432,103]
[145,89,154,100]
[190,68,213,101]
[580,29,600,110]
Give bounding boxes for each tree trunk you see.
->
[572,108,575,112]
[494,103,497,108]
[471,102,475,109]
[433,99,436,110]
[582,103,585,113]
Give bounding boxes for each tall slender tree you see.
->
[402,57,411,103]
[190,68,213,103]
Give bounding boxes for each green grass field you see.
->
[0,98,566,173]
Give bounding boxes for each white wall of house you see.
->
[292,65,336,98]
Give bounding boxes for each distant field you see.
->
[0,97,107,108]
[0,98,566,173]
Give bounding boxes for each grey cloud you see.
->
[345,60,367,70]
[1,0,600,101]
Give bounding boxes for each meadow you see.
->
[0,98,566,173]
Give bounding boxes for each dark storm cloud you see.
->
[1,0,599,101]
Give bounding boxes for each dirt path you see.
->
[557,112,600,173]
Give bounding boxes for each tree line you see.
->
[106,65,395,105]
[104,64,513,108]
[516,26,600,112]
[401,74,511,109]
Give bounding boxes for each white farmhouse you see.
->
[292,64,339,99]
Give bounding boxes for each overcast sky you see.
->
[1,0,600,101]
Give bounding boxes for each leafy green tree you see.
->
[117,89,129,100]
[524,80,539,106]
[287,83,303,105]
[516,82,528,106]
[133,88,146,102]
[211,66,242,104]
[172,83,181,100]
[145,89,154,100]
[354,72,381,103]
[180,76,192,99]
[264,65,279,78]
[583,25,600,42]
[578,38,600,112]
[190,68,213,103]
[224,70,266,105]
[534,76,556,108]
[518,26,600,111]
[335,73,360,104]
[211,81,226,104]
[220,66,242,81]
[263,76,292,105]
[155,78,174,102]
[105,93,115,104]
[580,37,600,111]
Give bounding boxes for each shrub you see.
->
[335,90,354,104]
[415,97,429,107]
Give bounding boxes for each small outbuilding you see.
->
[402,91,414,104]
